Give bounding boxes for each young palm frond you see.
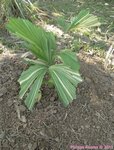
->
[57,9,100,32]
[6,18,82,110]
[68,9,100,31]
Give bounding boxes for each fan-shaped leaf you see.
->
[68,9,100,31]
[24,75,44,110]
[49,64,82,106]
[18,63,47,110]
[6,18,56,63]
[58,50,80,71]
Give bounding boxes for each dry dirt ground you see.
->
[0,0,114,149]
[0,46,114,150]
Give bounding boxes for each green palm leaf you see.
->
[49,65,82,106]
[25,75,44,110]
[6,18,56,63]
[68,9,100,31]
[18,63,47,110]
[58,50,80,71]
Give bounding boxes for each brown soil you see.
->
[0,49,114,150]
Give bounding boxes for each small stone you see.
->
[0,87,7,96]
[55,137,59,142]
[28,143,37,150]
[52,109,57,114]
[110,73,114,78]
[23,124,27,128]
[19,105,26,112]
[0,93,3,97]
[21,116,26,123]
[85,125,90,128]
[0,98,3,102]
[50,96,55,101]
[7,100,13,106]
[28,143,32,150]
[0,131,5,139]
[96,126,100,129]
[81,125,84,129]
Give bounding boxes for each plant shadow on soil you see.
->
[0,50,114,150]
